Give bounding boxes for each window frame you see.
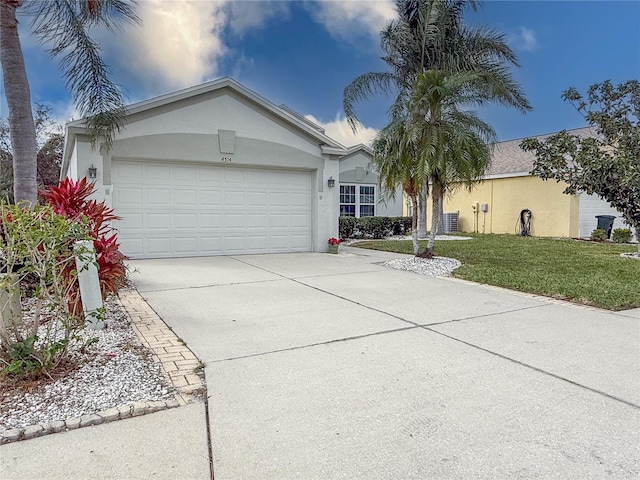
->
[339,184,376,218]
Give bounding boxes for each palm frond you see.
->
[343,72,398,131]
[26,0,140,149]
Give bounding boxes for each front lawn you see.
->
[352,234,639,311]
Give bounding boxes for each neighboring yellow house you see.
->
[405,126,627,238]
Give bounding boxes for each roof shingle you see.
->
[486,126,596,177]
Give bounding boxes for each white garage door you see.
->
[112,160,312,258]
[578,192,623,239]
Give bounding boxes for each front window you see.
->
[340,184,375,217]
[340,186,356,216]
[359,186,375,217]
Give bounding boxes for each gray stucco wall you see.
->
[338,150,404,217]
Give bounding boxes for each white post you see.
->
[0,273,21,336]
[74,241,104,330]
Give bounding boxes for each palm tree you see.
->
[0,0,139,206]
[409,69,497,257]
[371,119,422,254]
[343,0,530,237]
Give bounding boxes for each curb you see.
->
[0,288,207,445]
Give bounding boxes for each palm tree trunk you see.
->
[409,192,419,255]
[419,181,441,259]
[417,179,428,238]
[436,198,445,235]
[0,0,38,207]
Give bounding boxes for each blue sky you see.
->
[2,0,639,146]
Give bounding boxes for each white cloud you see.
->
[106,0,227,92]
[512,26,539,52]
[305,0,397,46]
[226,0,290,37]
[104,0,288,94]
[305,113,378,147]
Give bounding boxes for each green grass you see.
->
[353,234,640,311]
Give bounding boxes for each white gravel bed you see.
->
[0,294,175,434]
[382,256,462,276]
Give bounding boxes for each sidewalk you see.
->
[0,402,210,480]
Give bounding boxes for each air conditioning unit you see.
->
[442,211,459,233]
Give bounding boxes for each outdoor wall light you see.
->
[328,176,335,188]
[87,165,97,179]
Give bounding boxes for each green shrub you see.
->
[590,229,608,241]
[339,217,357,240]
[339,216,413,239]
[358,217,392,239]
[0,203,91,378]
[390,216,412,235]
[612,228,632,243]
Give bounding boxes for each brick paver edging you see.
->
[118,288,206,403]
[0,289,206,445]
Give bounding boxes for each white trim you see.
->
[321,146,348,156]
[482,171,532,180]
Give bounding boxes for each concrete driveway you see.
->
[129,247,639,479]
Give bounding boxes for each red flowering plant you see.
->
[328,237,341,245]
[40,178,127,318]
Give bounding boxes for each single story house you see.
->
[338,144,403,218]
[61,77,349,258]
[414,127,632,238]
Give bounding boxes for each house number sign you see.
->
[221,156,232,162]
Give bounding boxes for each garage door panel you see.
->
[201,237,223,252]
[269,193,289,207]
[247,214,268,228]
[147,213,171,229]
[117,213,143,229]
[147,188,171,205]
[146,164,171,181]
[119,238,143,256]
[174,166,199,182]
[174,214,197,229]
[198,166,222,182]
[224,169,246,184]
[224,214,246,228]
[117,187,143,205]
[224,191,246,206]
[290,192,309,207]
[174,238,197,253]
[269,235,289,248]
[224,236,246,251]
[173,189,197,205]
[115,162,142,180]
[268,214,288,228]
[290,214,309,228]
[290,234,310,248]
[113,161,312,258]
[247,191,267,206]
[246,236,268,249]
[148,238,171,254]
[199,213,222,228]
[199,190,222,205]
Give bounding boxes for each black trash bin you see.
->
[596,215,616,238]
